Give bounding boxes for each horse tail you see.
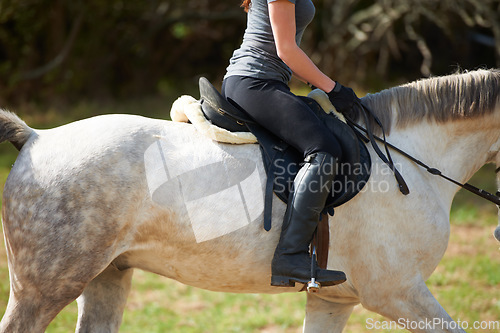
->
[0,110,34,151]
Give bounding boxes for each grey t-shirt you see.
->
[224,0,315,83]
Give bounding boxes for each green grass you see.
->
[122,276,307,333]
[0,98,499,332]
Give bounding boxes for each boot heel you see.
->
[271,275,296,287]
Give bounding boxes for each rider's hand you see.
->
[326,82,361,114]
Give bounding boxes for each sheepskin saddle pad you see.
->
[170,77,371,231]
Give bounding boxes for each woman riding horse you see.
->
[222,0,359,287]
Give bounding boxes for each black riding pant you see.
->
[222,75,342,160]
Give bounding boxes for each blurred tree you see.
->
[0,0,498,105]
[0,0,246,104]
[310,0,500,88]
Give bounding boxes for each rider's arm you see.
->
[268,0,336,92]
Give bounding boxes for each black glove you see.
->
[327,82,361,114]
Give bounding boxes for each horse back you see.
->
[1,116,288,293]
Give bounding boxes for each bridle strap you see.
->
[355,101,410,195]
[346,103,500,206]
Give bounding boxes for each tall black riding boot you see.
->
[271,152,347,287]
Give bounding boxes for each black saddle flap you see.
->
[199,77,251,132]
[299,97,370,207]
[196,78,372,230]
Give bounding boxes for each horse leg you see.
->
[76,264,133,333]
[303,294,355,333]
[0,275,86,333]
[362,279,465,333]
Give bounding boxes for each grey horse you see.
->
[1,69,500,332]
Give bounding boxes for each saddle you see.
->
[199,77,371,232]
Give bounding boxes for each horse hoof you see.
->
[494,226,500,242]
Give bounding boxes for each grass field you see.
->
[0,98,499,332]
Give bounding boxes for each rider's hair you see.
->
[241,0,251,12]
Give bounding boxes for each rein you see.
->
[345,102,500,206]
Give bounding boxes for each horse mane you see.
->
[359,68,500,134]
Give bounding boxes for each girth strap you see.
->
[263,142,289,231]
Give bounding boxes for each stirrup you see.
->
[307,246,321,293]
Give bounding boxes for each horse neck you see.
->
[387,110,500,185]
